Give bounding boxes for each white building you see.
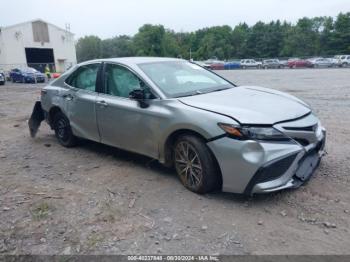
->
[0,19,77,73]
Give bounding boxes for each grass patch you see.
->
[31,202,51,220]
[87,233,103,248]
[98,201,123,223]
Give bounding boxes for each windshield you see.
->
[138,61,234,98]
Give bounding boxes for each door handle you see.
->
[62,94,74,101]
[96,100,108,107]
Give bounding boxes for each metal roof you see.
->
[0,19,74,35]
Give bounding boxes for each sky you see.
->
[1,0,349,39]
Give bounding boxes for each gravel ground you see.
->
[0,68,349,255]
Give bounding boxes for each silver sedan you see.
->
[29,57,326,195]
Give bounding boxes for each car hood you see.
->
[178,86,311,125]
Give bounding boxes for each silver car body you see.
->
[309,58,334,67]
[338,55,350,67]
[240,59,262,68]
[40,57,326,195]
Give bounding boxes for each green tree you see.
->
[231,23,249,58]
[161,30,181,57]
[332,12,350,53]
[101,35,134,58]
[133,24,166,56]
[75,12,350,62]
[76,35,102,62]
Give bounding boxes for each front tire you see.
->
[53,112,77,147]
[173,135,220,194]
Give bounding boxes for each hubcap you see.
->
[174,141,202,188]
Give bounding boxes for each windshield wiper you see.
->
[176,90,204,98]
[210,87,230,93]
[175,87,231,98]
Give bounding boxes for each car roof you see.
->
[79,57,183,66]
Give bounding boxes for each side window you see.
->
[104,64,143,98]
[66,63,100,91]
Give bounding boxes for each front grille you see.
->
[283,124,317,132]
[275,114,321,148]
[293,138,310,147]
[244,153,298,194]
[255,153,298,184]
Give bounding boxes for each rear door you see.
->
[63,63,101,142]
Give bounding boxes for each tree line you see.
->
[76,12,350,62]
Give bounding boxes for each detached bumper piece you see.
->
[292,137,325,187]
[246,135,326,195]
[28,101,45,138]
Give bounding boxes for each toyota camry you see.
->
[29,57,326,195]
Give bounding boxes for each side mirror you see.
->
[129,89,149,108]
[129,89,145,100]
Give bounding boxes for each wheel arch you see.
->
[162,128,223,189]
[48,106,63,128]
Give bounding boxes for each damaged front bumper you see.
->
[249,130,326,194]
[207,125,326,195]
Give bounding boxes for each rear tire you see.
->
[53,112,77,147]
[173,135,220,194]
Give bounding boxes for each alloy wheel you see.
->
[174,141,203,189]
[56,118,69,142]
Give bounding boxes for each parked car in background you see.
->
[52,73,61,79]
[209,62,225,70]
[308,58,334,68]
[29,57,326,195]
[240,59,262,69]
[194,61,207,67]
[0,70,5,85]
[262,59,283,69]
[203,57,223,69]
[279,60,289,67]
[224,60,241,70]
[10,68,46,83]
[287,59,313,68]
[331,55,342,66]
[338,55,350,67]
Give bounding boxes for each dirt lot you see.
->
[0,68,349,255]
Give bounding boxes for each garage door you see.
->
[25,48,55,72]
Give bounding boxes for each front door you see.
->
[63,63,101,142]
[96,63,160,158]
